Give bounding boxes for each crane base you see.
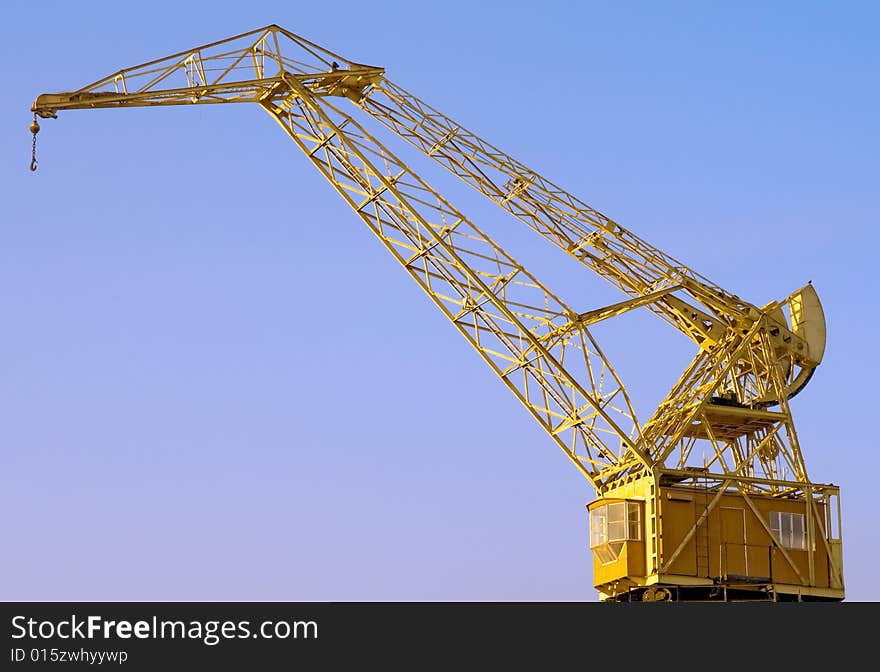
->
[605,581,844,602]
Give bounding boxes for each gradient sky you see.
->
[1,1,878,600]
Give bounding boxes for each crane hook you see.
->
[29,114,40,172]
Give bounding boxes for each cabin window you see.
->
[590,501,641,564]
[770,511,806,550]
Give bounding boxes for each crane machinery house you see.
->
[29,25,844,602]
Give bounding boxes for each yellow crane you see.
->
[29,25,843,601]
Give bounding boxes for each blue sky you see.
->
[1,1,878,600]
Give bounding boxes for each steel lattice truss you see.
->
[32,25,832,499]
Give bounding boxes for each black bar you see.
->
[1,601,871,669]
